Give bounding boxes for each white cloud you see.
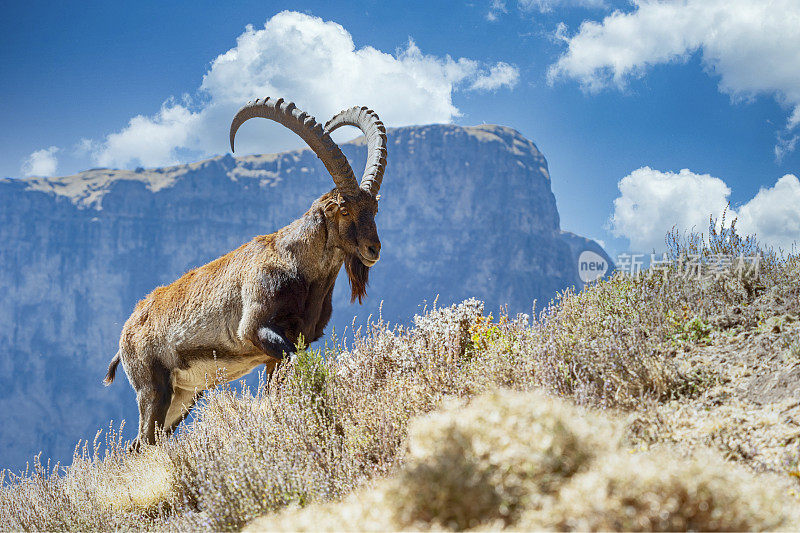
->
[488,0,605,20]
[609,167,731,251]
[88,11,518,169]
[518,0,607,13]
[94,101,203,168]
[736,174,800,252]
[74,138,97,157]
[610,167,800,252]
[775,133,799,162]
[487,0,508,21]
[22,146,60,177]
[471,62,520,91]
[548,0,800,153]
[789,106,800,130]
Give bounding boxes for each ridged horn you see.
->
[230,97,360,196]
[324,106,387,196]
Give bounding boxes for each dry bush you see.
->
[539,449,796,531]
[0,427,174,531]
[664,214,800,321]
[251,389,798,532]
[389,389,616,530]
[528,275,680,406]
[522,216,800,409]
[249,388,613,532]
[243,483,393,533]
[84,446,176,514]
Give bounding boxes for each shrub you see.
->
[541,449,795,531]
[389,389,616,530]
[251,389,799,532]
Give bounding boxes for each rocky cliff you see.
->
[0,124,611,471]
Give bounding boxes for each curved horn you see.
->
[324,106,387,196]
[230,97,360,196]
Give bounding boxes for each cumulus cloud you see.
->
[548,0,800,154]
[609,167,731,251]
[22,146,60,177]
[610,167,800,252]
[88,11,519,169]
[471,62,520,91]
[736,174,800,252]
[94,102,202,168]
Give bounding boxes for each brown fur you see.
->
[105,188,381,450]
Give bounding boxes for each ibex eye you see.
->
[340,208,349,216]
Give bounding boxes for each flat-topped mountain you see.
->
[0,123,611,471]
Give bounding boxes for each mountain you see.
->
[0,123,612,472]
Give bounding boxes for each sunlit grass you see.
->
[1,222,798,530]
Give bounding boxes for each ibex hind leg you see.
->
[129,360,173,452]
[163,387,199,436]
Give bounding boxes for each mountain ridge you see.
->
[9,125,546,209]
[0,123,611,471]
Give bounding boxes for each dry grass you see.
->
[389,390,616,530]
[1,222,798,531]
[249,390,799,532]
[542,449,794,532]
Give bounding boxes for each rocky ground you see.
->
[628,295,800,488]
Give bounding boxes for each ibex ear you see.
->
[323,194,339,215]
[375,194,381,201]
[334,192,350,216]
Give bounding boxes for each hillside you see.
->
[0,124,611,472]
[0,224,798,531]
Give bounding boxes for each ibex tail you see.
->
[103,351,121,386]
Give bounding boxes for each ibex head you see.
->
[229,99,387,303]
[321,187,380,303]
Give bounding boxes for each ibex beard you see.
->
[103,97,387,451]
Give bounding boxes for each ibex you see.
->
[103,97,387,449]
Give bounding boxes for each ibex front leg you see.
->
[254,321,297,391]
[130,360,173,452]
[255,322,296,360]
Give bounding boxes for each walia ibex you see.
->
[103,97,387,449]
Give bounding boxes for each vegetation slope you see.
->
[2,221,799,531]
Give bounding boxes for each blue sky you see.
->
[2,0,799,256]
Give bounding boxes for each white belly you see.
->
[172,356,265,390]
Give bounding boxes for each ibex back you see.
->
[103,97,387,450]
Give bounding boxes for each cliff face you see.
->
[0,124,611,471]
